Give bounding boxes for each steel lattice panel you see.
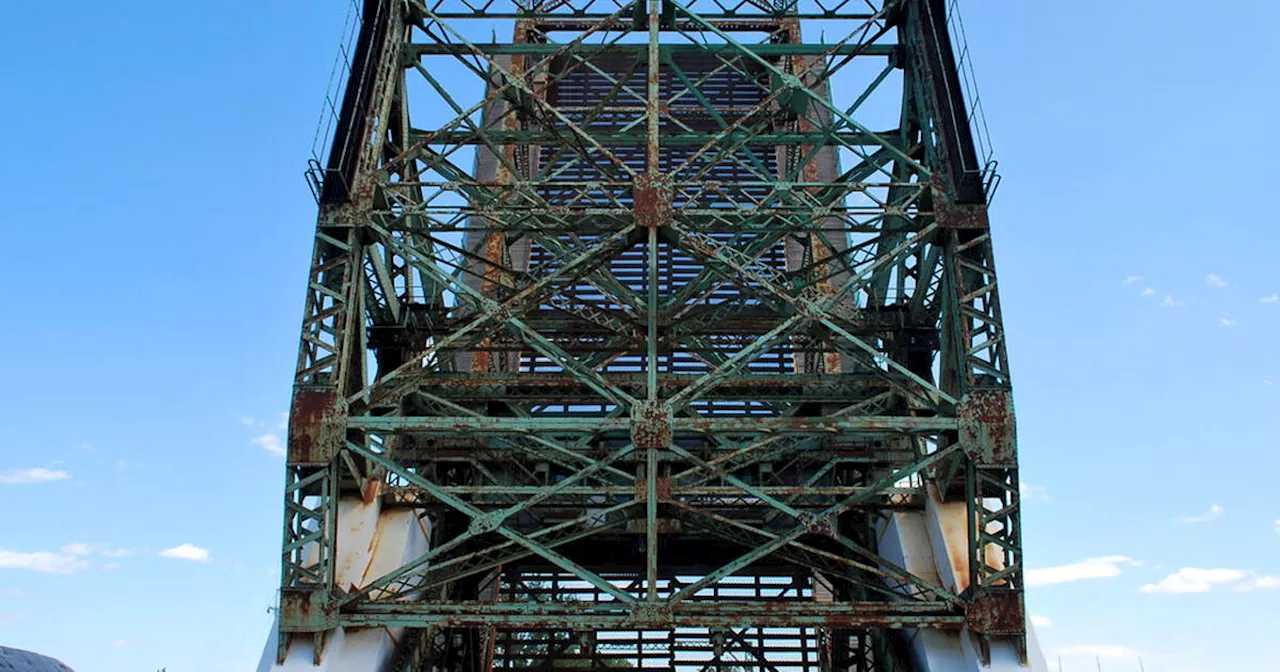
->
[275,1,1028,670]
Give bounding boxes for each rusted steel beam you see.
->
[407,43,899,57]
[390,372,899,387]
[384,484,921,497]
[342,601,964,629]
[347,415,957,433]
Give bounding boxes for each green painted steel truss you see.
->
[277,0,1025,669]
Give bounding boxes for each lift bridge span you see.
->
[258,1,1049,670]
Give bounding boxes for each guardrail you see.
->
[946,0,1001,203]
[305,0,364,204]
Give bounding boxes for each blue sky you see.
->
[0,1,1277,671]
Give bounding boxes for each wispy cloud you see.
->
[1140,567,1280,594]
[240,412,287,431]
[1217,316,1236,328]
[1026,556,1140,586]
[0,467,70,485]
[0,544,93,574]
[1030,615,1052,628]
[1141,287,1156,296]
[1020,482,1050,502]
[158,543,210,563]
[1141,568,1243,593]
[1177,503,1224,524]
[1206,273,1228,288]
[1055,645,1146,662]
[1123,275,1143,285]
[61,543,91,556]
[1252,576,1280,590]
[1275,519,1280,534]
[1261,294,1279,304]
[251,433,285,457]
[100,547,144,558]
[111,639,132,648]
[1161,294,1186,308]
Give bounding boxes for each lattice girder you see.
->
[277,0,1024,668]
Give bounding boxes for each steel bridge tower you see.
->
[262,0,1047,670]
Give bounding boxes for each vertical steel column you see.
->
[277,0,405,661]
[904,0,1025,661]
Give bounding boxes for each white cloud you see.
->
[100,547,143,558]
[251,433,285,457]
[0,548,92,574]
[111,639,132,648]
[0,467,70,485]
[1141,567,1243,593]
[241,413,287,430]
[1026,556,1139,586]
[1055,645,1145,662]
[1217,316,1236,328]
[1275,519,1280,534]
[1250,576,1280,590]
[1020,482,1050,502]
[1123,275,1143,285]
[1138,567,1280,594]
[61,543,91,556]
[1141,287,1156,296]
[1206,273,1228,288]
[1261,294,1279,304]
[1161,294,1186,307]
[0,543,151,574]
[1030,615,1052,628]
[1177,503,1224,523]
[158,543,210,563]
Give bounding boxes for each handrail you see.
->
[306,0,364,203]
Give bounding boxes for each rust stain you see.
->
[655,476,672,501]
[631,400,672,450]
[964,590,1025,636]
[361,475,381,505]
[930,490,972,594]
[959,389,1016,465]
[632,173,671,230]
[289,388,343,464]
[358,511,385,593]
[932,177,990,229]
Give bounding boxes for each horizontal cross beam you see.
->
[348,415,957,433]
[341,600,963,629]
[406,44,898,57]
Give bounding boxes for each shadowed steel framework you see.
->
[276,0,1026,669]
